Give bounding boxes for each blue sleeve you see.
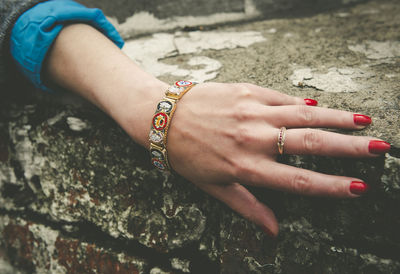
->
[10,0,125,92]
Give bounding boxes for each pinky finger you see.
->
[198,182,279,237]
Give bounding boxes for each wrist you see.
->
[110,76,168,148]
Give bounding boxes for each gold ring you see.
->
[277,127,286,155]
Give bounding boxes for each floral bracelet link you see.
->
[149,80,197,171]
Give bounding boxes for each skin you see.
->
[44,24,387,237]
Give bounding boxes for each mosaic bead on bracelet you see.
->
[149,81,197,171]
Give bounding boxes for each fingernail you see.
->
[304,98,318,106]
[368,140,391,154]
[353,114,372,126]
[262,226,275,238]
[350,181,369,195]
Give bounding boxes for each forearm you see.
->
[44,24,168,147]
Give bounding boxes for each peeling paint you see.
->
[8,124,44,180]
[28,224,66,274]
[149,267,170,274]
[381,154,400,196]
[174,31,265,54]
[349,40,400,60]
[123,31,265,82]
[47,111,67,126]
[290,67,372,92]
[170,257,190,273]
[0,165,17,192]
[66,117,89,132]
[161,194,183,219]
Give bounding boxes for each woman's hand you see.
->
[45,25,390,237]
[167,82,390,236]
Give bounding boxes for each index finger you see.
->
[247,84,317,106]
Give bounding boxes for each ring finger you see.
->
[236,126,390,157]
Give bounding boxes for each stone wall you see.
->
[76,0,368,38]
[78,0,367,22]
[1,0,400,273]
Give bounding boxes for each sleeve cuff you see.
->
[10,0,125,92]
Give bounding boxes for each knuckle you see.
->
[303,129,323,153]
[291,172,312,194]
[235,83,254,99]
[231,159,252,180]
[233,104,254,121]
[234,126,253,146]
[351,138,365,155]
[297,105,317,124]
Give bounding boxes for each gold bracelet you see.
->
[149,81,197,171]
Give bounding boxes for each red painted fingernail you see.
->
[353,114,372,126]
[262,226,276,238]
[350,181,369,195]
[368,140,391,154]
[304,98,318,106]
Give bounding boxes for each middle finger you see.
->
[281,128,390,157]
[264,105,372,129]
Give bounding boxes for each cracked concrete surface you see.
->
[1,0,400,273]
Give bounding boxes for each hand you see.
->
[44,25,390,237]
[167,82,390,236]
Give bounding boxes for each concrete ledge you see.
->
[78,0,368,38]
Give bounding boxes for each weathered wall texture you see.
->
[77,0,369,38]
[1,0,400,273]
[78,0,367,22]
